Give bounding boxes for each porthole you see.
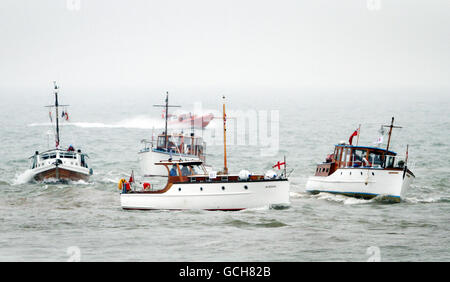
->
[349,172,352,175]
[361,172,363,175]
[340,172,343,175]
[244,185,248,190]
[222,186,225,191]
[178,188,181,191]
[372,172,375,176]
[200,187,203,191]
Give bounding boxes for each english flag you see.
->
[272,161,286,170]
[374,135,384,145]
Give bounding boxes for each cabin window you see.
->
[41,154,56,160]
[60,153,76,159]
[369,152,383,167]
[169,166,178,176]
[157,136,166,149]
[181,165,191,176]
[191,165,204,175]
[335,148,342,162]
[385,155,395,168]
[352,149,368,167]
[345,148,351,166]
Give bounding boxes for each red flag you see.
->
[129,171,134,183]
[272,161,286,170]
[349,130,358,145]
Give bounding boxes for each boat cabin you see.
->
[315,145,402,176]
[141,133,206,159]
[29,149,89,170]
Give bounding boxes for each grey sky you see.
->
[0,0,449,91]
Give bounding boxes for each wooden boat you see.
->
[306,117,415,202]
[25,82,93,183]
[121,96,290,210]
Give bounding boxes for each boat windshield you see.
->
[190,164,205,175]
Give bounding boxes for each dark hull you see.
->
[34,167,90,182]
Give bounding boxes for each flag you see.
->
[272,161,286,170]
[374,135,383,145]
[129,171,134,183]
[349,129,359,145]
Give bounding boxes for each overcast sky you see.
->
[0,0,449,92]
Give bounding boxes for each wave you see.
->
[27,114,221,130]
[28,116,165,130]
[304,192,374,205]
[12,170,35,185]
[404,196,450,204]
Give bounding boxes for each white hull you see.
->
[138,150,201,176]
[121,180,290,210]
[306,168,414,201]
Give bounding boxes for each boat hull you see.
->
[138,149,201,177]
[120,179,290,210]
[306,168,414,202]
[31,165,91,182]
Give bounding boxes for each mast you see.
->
[54,81,60,148]
[383,117,402,153]
[153,91,180,151]
[45,81,69,149]
[222,96,228,175]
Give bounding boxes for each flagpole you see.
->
[356,124,361,146]
[222,96,228,175]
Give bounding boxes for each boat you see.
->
[25,82,93,183]
[306,117,415,202]
[166,112,214,128]
[138,92,207,177]
[120,97,290,210]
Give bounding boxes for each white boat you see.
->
[121,96,290,210]
[25,81,93,183]
[27,148,92,182]
[120,160,289,210]
[139,133,206,177]
[306,118,415,202]
[138,92,207,177]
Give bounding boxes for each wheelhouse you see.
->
[315,145,405,176]
[154,133,206,159]
[29,149,90,169]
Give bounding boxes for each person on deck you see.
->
[67,145,75,151]
[181,165,191,176]
[170,165,178,176]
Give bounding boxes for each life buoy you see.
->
[143,183,151,190]
[118,178,127,190]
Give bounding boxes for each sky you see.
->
[0,0,449,94]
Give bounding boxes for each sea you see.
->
[0,87,448,261]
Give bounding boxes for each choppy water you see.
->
[0,88,449,261]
